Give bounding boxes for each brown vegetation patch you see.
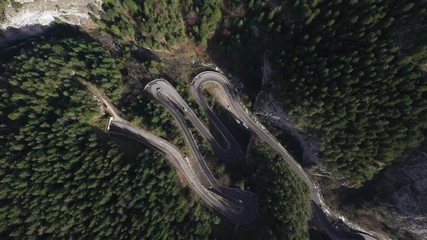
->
[185,11,200,26]
[357,214,383,230]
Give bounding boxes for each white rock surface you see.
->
[1,0,102,30]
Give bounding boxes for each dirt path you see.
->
[75,76,125,122]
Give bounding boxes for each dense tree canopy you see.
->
[213,0,427,187]
[2,0,427,238]
[270,0,427,186]
[251,139,311,240]
[0,38,217,239]
[98,0,223,48]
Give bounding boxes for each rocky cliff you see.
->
[375,151,427,239]
[0,0,101,45]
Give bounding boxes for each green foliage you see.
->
[216,0,427,187]
[0,38,217,239]
[119,65,213,157]
[99,0,187,48]
[250,139,311,240]
[272,0,427,187]
[4,0,426,238]
[98,0,222,47]
[183,0,222,44]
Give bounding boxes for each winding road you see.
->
[191,72,373,240]
[79,71,376,239]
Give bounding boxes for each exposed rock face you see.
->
[1,0,101,29]
[376,151,427,238]
[0,0,102,45]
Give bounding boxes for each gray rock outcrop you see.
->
[1,0,101,30]
[1,0,101,45]
[376,151,427,238]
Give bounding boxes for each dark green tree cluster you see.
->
[216,0,427,187]
[246,139,311,240]
[0,38,217,239]
[1,38,122,126]
[98,0,223,48]
[181,0,222,45]
[0,38,122,103]
[99,0,187,48]
[272,0,427,186]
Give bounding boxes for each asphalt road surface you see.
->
[99,71,376,239]
[108,120,257,225]
[190,71,375,240]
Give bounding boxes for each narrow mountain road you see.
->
[191,71,376,240]
[78,72,377,239]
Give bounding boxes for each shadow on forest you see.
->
[0,24,50,47]
[205,32,264,99]
[0,23,97,65]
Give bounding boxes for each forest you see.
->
[98,0,222,48]
[96,0,427,187]
[201,0,427,187]
[0,27,310,239]
[0,37,218,239]
[1,0,426,239]
[247,139,311,240]
[266,0,427,187]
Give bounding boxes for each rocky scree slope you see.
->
[0,0,101,44]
